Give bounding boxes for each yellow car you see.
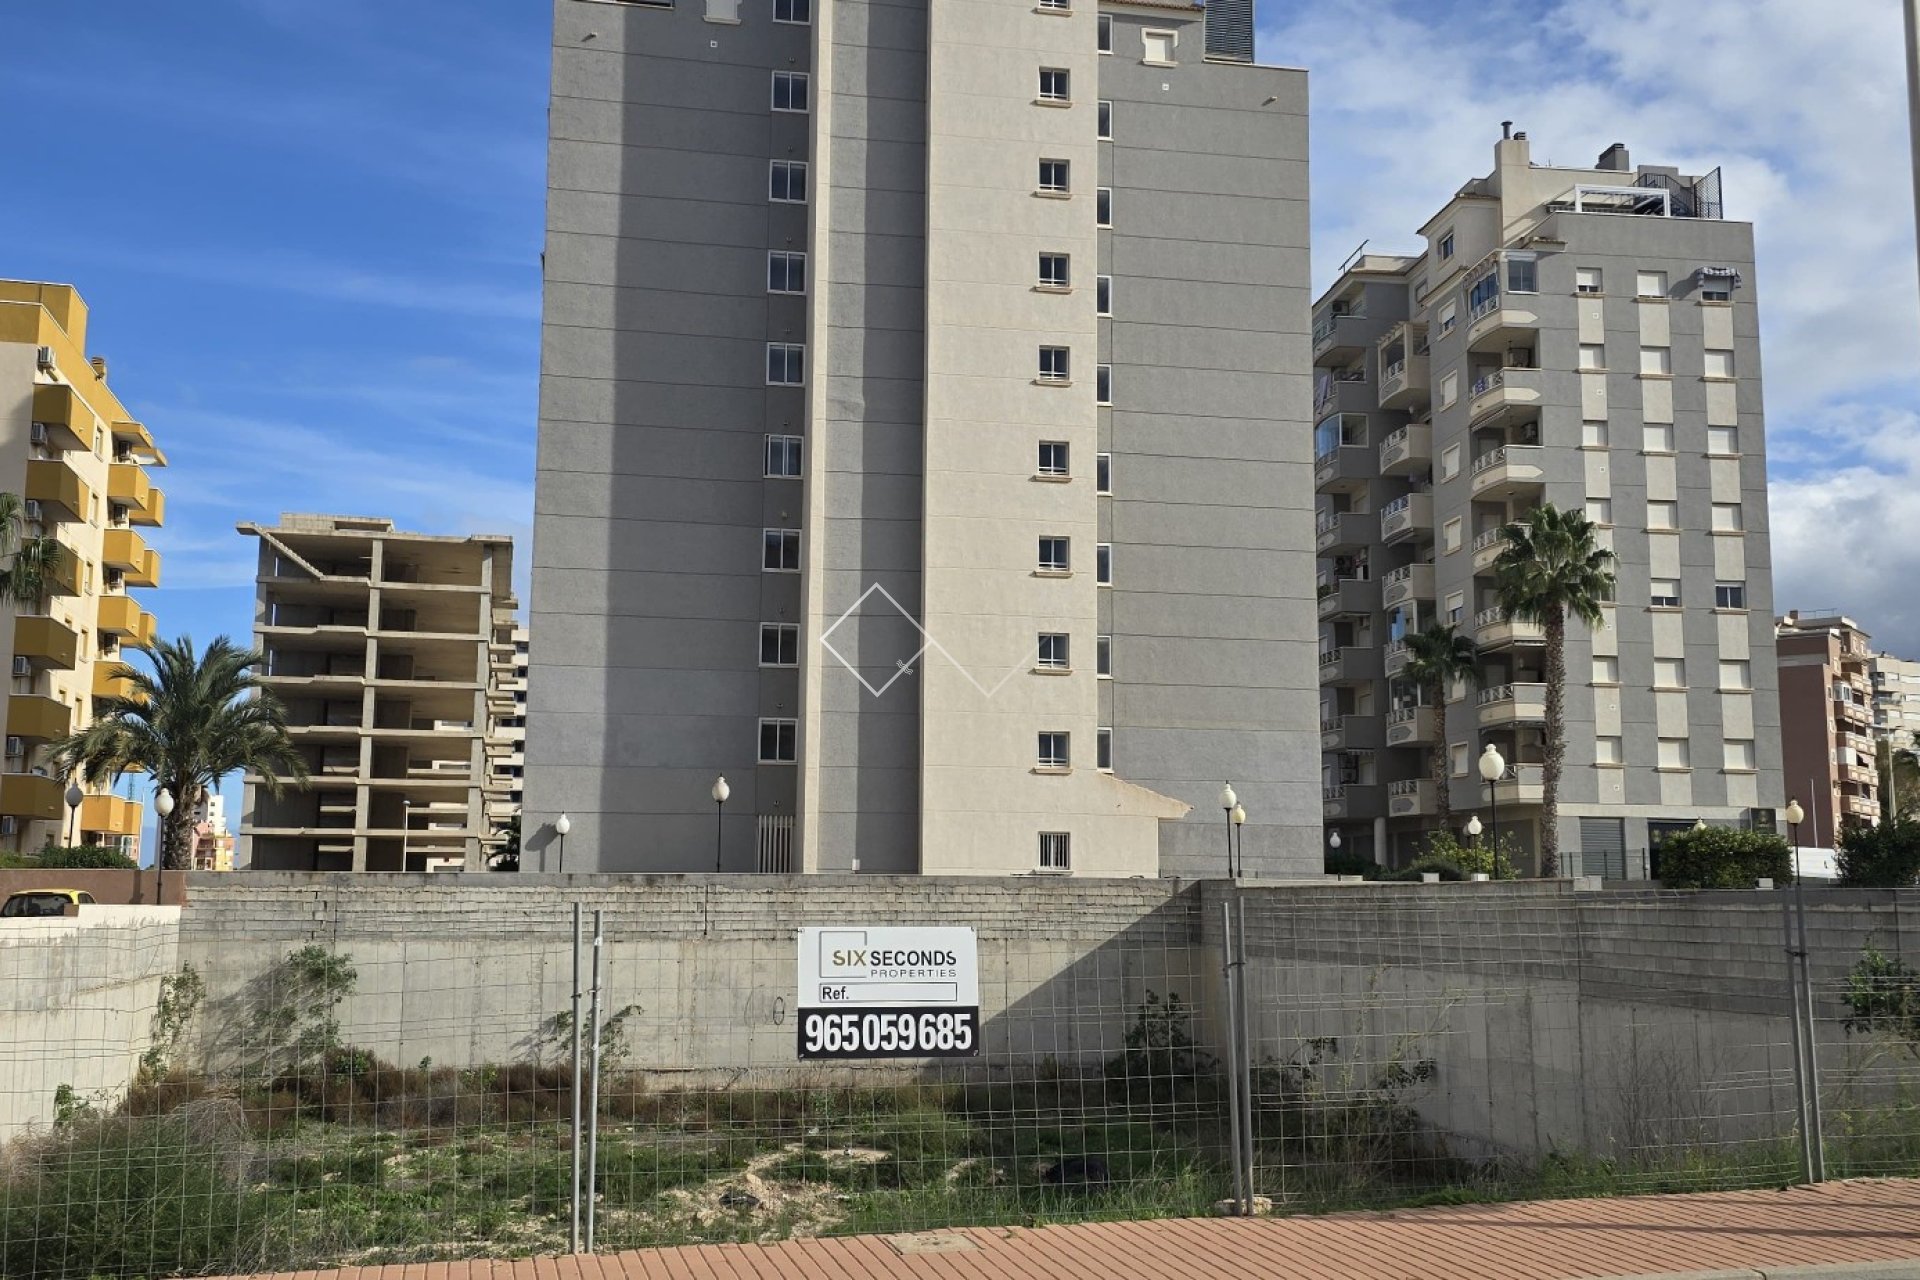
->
[0,888,97,918]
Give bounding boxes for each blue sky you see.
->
[5,1,1920,850]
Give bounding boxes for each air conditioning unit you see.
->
[35,346,54,371]
[23,500,42,522]
[29,422,48,446]
[1,817,17,837]
[4,736,21,757]
[10,656,28,678]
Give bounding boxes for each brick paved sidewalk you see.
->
[229,1178,1920,1280]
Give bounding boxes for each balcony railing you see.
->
[1470,369,1506,398]
[1472,445,1512,475]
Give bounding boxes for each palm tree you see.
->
[0,491,66,611]
[1880,739,1920,824]
[48,635,309,870]
[1492,502,1616,878]
[1401,623,1479,835]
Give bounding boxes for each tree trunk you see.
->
[1541,607,1566,878]
[161,781,193,871]
[1430,678,1452,838]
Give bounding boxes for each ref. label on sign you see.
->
[796,926,980,1060]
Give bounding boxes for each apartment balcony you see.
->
[7,694,72,743]
[1323,783,1385,821]
[1469,444,1546,500]
[1839,760,1877,787]
[1493,763,1546,805]
[1383,638,1411,679]
[1474,606,1545,649]
[96,595,158,645]
[1388,778,1437,818]
[1380,492,1433,546]
[1471,524,1524,572]
[12,616,78,670]
[80,794,142,836]
[1842,792,1880,820]
[92,664,139,700]
[1317,575,1381,620]
[103,529,162,588]
[108,463,165,525]
[1314,444,1376,493]
[1833,697,1873,728]
[1838,730,1875,757]
[29,384,88,450]
[45,546,79,597]
[1465,296,1541,354]
[24,458,90,524]
[1467,367,1543,429]
[0,773,63,821]
[1385,706,1436,747]
[1315,510,1374,556]
[1320,714,1384,753]
[1379,423,1433,477]
[1318,645,1383,686]
[1312,303,1369,365]
[1312,374,1372,419]
[1377,324,1431,410]
[1477,682,1548,727]
[1381,562,1435,610]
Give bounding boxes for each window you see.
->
[1714,581,1747,609]
[1439,370,1458,408]
[1097,634,1111,677]
[1704,348,1735,378]
[1438,231,1455,261]
[1650,577,1681,607]
[1096,364,1112,404]
[1592,655,1620,684]
[765,434,803,477]
[1657,737,1690,769]
[1701,281,1733,303]
[1096,187,1112,226]
[1579,344,1605,371]
[1098,12,1112,51]
[763,529,801,571]
[1577,267,1603,294]
[706,0,740,20]
[1654,658,1686,689]
[1642,423,1674,453]
[1647,501,1677,530]
[1505,254,1537,293]
[1442,517,1463,554]
[1097,100,1112,139]
[773,0,810,22]
[1719,659,1752,690]
[1038,0,1069,8]
[769,159,808,202]
[1440,443,1461,480]
[760,623,799,666]
[1039,831,1071,869]
[1636,270,1668,299]
[1037,732,1069,769]
[1445,590,1465,624]
[768,250,807,293]
[759,718,798,763]
[1724,739,1756,771]
[1038,346,1070,382]
[1438,300,1457,334]
[1097,727,1113,771]
[1038,159,1070,193]
[1639,346,1671,376]
[1096,275,1111,315]
[767,342,806,385]
[1037,632,1070,670]
[1038,441,1069,476]
[1450,743,1468,776]
[1711,502,1743,532]
[1096,543,1112,586]
[1038,253,1070,288]
[1708,425,1739,455]
[1038,537,1070,572]
[771,70,810,111]
[1585,497,1613,526]
[1595,735,1623,765]
[1039,67,1070,102]
[1583,420,1609,448]
[1096,453,1111,494]
[1142,29,1176,63]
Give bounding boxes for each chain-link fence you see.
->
[2,877,1918,1279]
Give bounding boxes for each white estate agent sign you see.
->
[796,926,980,1059]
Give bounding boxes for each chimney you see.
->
[1501,120,1513,139]
[1596,143,1630,172]
[89,356,108,381]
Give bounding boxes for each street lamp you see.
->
[1479,745,1506,877]
[64,781,83,847]
[711,775,730,872]
[1328,829,1341,851]
[1785,799,1804,873]
[154,788,174,902]
[1219,782,1237,879]
[1231,803,1247,878]
[1466,814,1482,844]
[554,812,571,873]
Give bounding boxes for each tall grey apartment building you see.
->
[1314,132,1785,876]
[526,0,1321,877]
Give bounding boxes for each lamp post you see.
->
[555,812,571,873]
[1786,798,1804,863]
[64,781,83,847]
[1219,782,1237,879]
[1231,803,1247,878]
[1466,813,1482,847]
[711,775,730,872]
[154,788,174,903]
[1479,744,1505,877]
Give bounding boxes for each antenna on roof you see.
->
[1337,240,1370,274]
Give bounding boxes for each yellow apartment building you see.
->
[0,281,165,858]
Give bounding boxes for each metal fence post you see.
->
[1235,894,1255,1209]
[1793,876,1826,1180]
[585,908,606,1251]
[569,903,584,1253]
[1779,888,1814,1183]
[1220,899,1248,1215]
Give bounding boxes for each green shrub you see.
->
[1386,855,1465,882]
[33,844,137,870]
[1837,818,1920,888]
[1421,831,1519,880]
[1324,848,1380,878]
[1657,826,1792,889]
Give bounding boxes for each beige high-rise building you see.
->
[1873,650,1920,751]
[483,625,527,861]
[237,514,516,871]
[0,281,166,859]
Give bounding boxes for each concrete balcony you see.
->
[1474,606,1545,649]
[1385,706,1436,747]
[103,529,162,587]
[96,595,158,645]
[1317,576,1381,620]
[92,663,139,700]
[1383,638,1411,679]
[1323,783,1385,821]
[1320,714,1384,753]
[1494,763,1546,805]
[1318,645,1384,687]
[1312,306,1369,365]
[1842,792,1879,820]
[0,773,63,821]
[108,462,166,526]
[1314,444,1376,494]
[45,546,79,597]
[7,694,72,742]
[1388,778,1437,817]
[1477,682,1549,727]
[12,616,77,670]
[1472,524,1524,572]
[1469,444,1546,500]
[1312,376,1372,419]
[1381,492,1433,546]
[1377,324,1431,410]
[1382,562,1435,609]
[80,793,142,836]
[1467,367,1543,429]
[1833,697,1874,728]
[1315,510,1374,556]
[24,458,90,524]
[1379,423,1433,477]
[29,384,88,450]
[1465,298,1541,353]
[1839,761,1877,786]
